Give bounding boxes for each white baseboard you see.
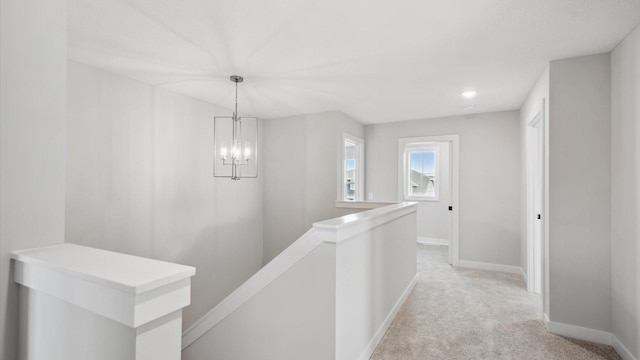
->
[520,267,528,283]
[544,314,612,345]
[417,237,449,246]
[457,260,522,274]
[612,334,638,360]
[357,274,418,360]
[543,314,638,360]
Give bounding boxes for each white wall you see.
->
[366,111,521,266]
[520,66,549,311]
[65,62,264,329]
[611,24,640,359]
[262,111,365,263]
[547,53,611,332]
[0,0,67,358]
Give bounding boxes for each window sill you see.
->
[403,197,440,202]
[335,200,397,210]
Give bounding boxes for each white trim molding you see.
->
[335,200,396,209]
[544,314,638,360]
[457,260,522,275]
[417,237,449,246]
[544,314,612,344]
[340,132,365,201]
[525,98,546,295]
[612,335,638,360]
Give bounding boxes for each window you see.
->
[342,133,364,201]
[402,143,439,201]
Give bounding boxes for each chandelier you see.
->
[213,75,258,180]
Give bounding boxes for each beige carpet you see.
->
[370,244,621,360]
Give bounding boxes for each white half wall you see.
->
[182,202,418,360]
[0,0,67,358]
[262,111,365,263]
[611,24,640,360]
[65,62,264,330]
[334,209,417,360]
[547,53,611,332]
[365,111,521,267]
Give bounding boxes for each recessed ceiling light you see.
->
[461,90,477,98]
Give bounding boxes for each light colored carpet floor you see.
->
[370,244,621,360]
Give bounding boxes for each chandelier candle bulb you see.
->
[244,142,251,160]
[220,141,228,160]
[232,140,240,161]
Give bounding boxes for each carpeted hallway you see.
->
[370,244,621,360]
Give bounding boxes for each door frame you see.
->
[397,134,459,266]
[340,132,365,201]
[526,100,546,294]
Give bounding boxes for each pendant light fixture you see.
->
[213,75,258,180]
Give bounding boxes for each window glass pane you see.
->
[408,151,436,198]
[344,140,357,200]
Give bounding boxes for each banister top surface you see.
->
[12,243,195,294]
[313,201,418,230]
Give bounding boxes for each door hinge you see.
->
[449,206,453,211]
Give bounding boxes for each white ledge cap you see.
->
[12,243,196,327]
[12,243,195,294]
[313,202,418,244]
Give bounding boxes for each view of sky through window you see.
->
[346,159,356,171]
[410,152,435,174]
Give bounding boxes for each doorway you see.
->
[398,135,459,265]
[526,101,545,294]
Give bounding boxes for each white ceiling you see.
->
[68,0,640,124]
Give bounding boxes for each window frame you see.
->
[401,142,440,202]
[340,133,364,201]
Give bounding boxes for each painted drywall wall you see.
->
[66,62,264,330]
[611,24,640,359]
[0,0,67,358]
[365,111,521,266]
[262,112,365,263]
[519,66,549,312]
[547,54,611,332]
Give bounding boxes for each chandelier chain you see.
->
[234,80,238,119]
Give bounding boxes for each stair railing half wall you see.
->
[182,202,419,360]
